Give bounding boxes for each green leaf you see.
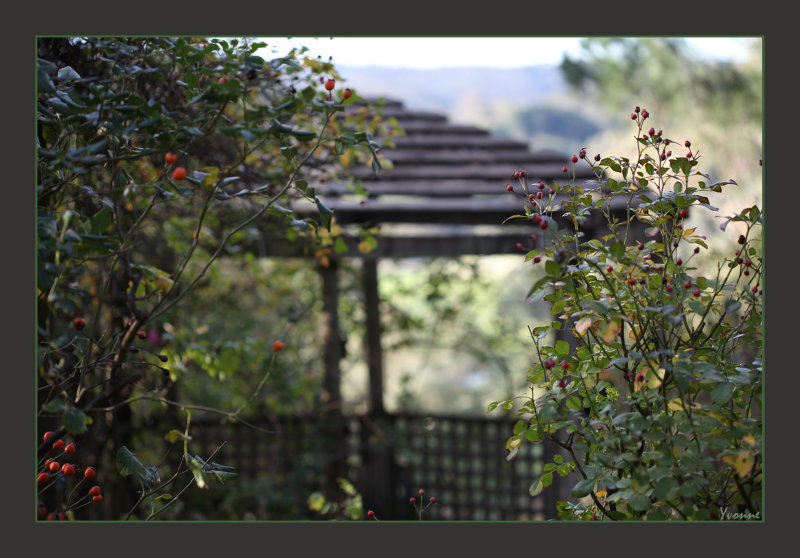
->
[117,446,146,477]
[529,478,544,497]
[545,259,561,277]
[566,396,582,411]
[629,494,651,512]
[654,477,676,501]
[571,478,594,498]
[555,340,570,356]
[42,399,67,413]
[63,407,91,435]
[315,197,334,230]
[711,382,734,405]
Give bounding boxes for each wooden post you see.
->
[320,260,346,500]
[362,259,385,416]
[358,259,396,516]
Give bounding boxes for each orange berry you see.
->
[52,439,65,451]
[92,495,103,503]
[48,461,60,473]
[84,467,96,480]
[164,152,178,165]
[43,431,54,443]
[38,472,50,484]
[324,78,335,91]
[64,442,76,454]
[73,317,87,331]
[342,88,353,100]
[61,463,76,476]
[172,167,187,181]
[273,340,285,353]
[89,485,102,497]
[218,77,227,84]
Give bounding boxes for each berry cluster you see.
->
[38,434,103,520]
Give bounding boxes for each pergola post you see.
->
[319,260,347,500]
[362,259,385,416]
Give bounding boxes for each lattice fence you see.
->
[188,413,560,520]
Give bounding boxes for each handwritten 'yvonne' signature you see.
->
[719,509,761,520]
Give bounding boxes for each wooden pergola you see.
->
[249,98,647,513]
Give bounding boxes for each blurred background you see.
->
[246,35,763,418]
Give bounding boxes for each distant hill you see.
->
[337,65,567,119]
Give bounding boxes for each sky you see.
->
[256,36,757,69]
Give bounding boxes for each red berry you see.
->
[37,472,50,484]
[515,243,524,252]
[506,184,513,191]
[686,152,693,158]
[164,152,178,165]
[571,155,578,163]
[84,467,96,480]
[685,140,691,148]
[533,256,541,264]
[694,247,700,254]
[594,154,601,162]
[58,512,67,520]
[430,497,437,504]
[367,510,375,517]
[43,431,54,443]
[676,258,682,266]
[136,330,147,339]
[172,167,187,181]
[419,489,425,495]
[579,149,586,159]
[533,215,542,225]
[562,166,568,173]
[273,340,285,353]
[89,485,102,497]
[537,182,545,190]
[636,374,645,383]
[648,127,655,137]
[684,281,692,289]
[679,209,688,219]
[64,442,76,454]
[92,495,103,503]
[693,288,701,297]
[73,317,86,331]
[641,109,649,119]
[409,497,416,504]
[324,79,335,91]
[38,504,47,519]
[745,259,752,267]
[52,439,65,451]
[342,88,353,100]
[217,77,226,84]
[634,106,640,113]
[591,515,599,521]
[61,463,76,476]
[738,235,746,245]
[530,234,538,243]
[540,221,548,230]
[536,191,543,199]
[48,461,60,473]
[628,278,637,285]
[666,150,672,157]
[549,188,556,195]
[561,361,569,370]
[666,285,673,292]
[638,244,644,251]
[631,113,637,120]
[606,266,613,272]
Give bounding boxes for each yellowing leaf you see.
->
[507,438,522,451]
[595,490,607,498]
[668,398,702,412]
[575,316,593,336]
[722,451,755,478]
[339,150,351,167]
[594,318,622,344]
[153,274,175,294]
[358,240,373,254]
[742,434,756,446]
[164,429,191,443]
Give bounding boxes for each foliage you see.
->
[36,36,387,520]
[491,109,762,520]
